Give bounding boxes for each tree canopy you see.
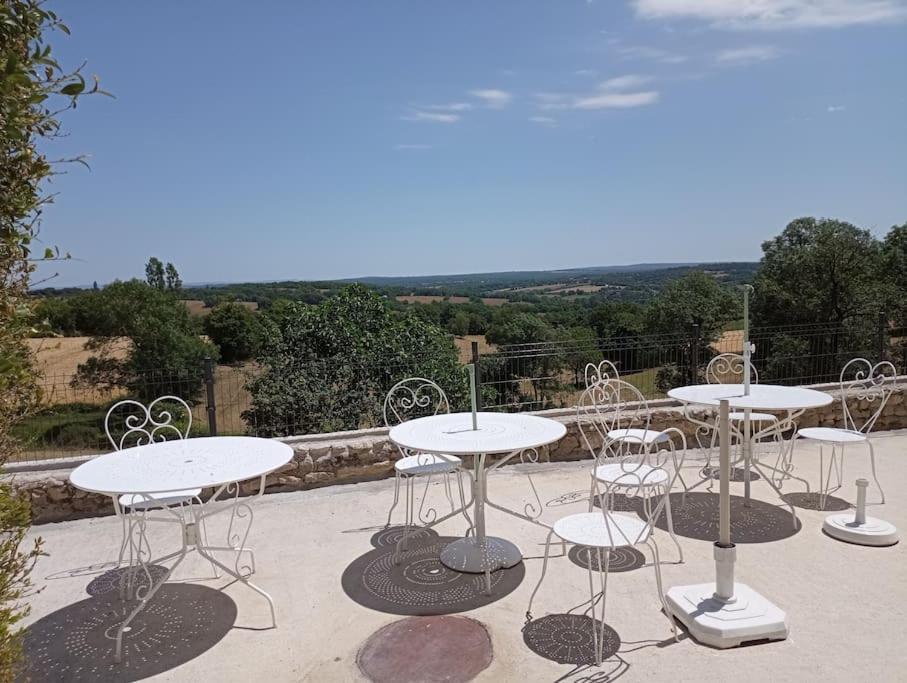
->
[245,285,466,436]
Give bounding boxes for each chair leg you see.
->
[117,513,129,568]
[526,529,555,621]
[194,497,220,579]
[662,487,683,563]
[588,473,597,512]
[393,476,414,564]
[443,472,456,514]
[385,472,401,528]
[647,538,678,642]
[867,440,885,504]
[587,547,610,666]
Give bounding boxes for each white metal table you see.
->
[69,436,293,661]
[668,384,832,513]
[389,411,566,587]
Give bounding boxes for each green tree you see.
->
[485,311,552,346]
[74,280,217,401]
[164,262,181,292]
[204,303,262,364]
[751,217,884,327]
[245,285,465,436]
[645,271,738,340]
[882,222,907,320]
[145,257,165,290]
[556,326,600,387]
[1,1,105,675]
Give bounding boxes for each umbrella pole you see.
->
[714,399,736,602]
[468,363,478,431]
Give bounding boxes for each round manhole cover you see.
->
[358,615,492,683]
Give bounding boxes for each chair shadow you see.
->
[341,533,524,616]
[523,613,628,681]
[20,584,237,682]
[567,546,647,573]
[781,492,851,512]
[646,492,801,543]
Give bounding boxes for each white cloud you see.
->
[529,116,559,126]
[827,104,846,112]
[716,45,781,65]
[574,91,660,109]
[632,0,907,29]
[401,110,461,123]
[469,89,513,109]
[613,43,689,63]
[575,69,597,76]
[535,74,660,111]
[423,102,473,112]
[393,144,433,150]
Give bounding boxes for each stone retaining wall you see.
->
[9,380,906,524]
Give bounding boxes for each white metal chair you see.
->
[792,358,896,507]
[527,431,686,665]
[584,359,620,388]
[577,380,684,563]
[705,353,787,481]
[383,378,473,552]
[105,396,207,568]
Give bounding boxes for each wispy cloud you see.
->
[612,42,688,64]
[632,0,907,29]
[469,89,513,109]
[393,144,433,150]
[575,69,597,76]
[716,45,781,66]
[401,110,461,123]
[423,102,473,112]
[529,116,558,127]
[827,104,846,113]
[535,74,660,111]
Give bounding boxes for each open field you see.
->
[505,282,604,294]
[453,335,496,364]
[395,295,508,306]
[183,299,259,317]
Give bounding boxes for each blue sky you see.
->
[37,1,907,287]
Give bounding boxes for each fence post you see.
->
[877,311,887,362]
[688,324,701,384]
[204,357,218,436]
[471,340,483,411]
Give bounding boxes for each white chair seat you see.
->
[119,488,201,511]
[395,453,462,475]
[728,411,777,423]
[553,511,650,548]
[607,428,670,445]
[797,427,867,444]
[593,463,669,487]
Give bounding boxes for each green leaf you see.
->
[43,248,54,259]
[61,82,84,96]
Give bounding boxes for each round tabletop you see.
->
[389,411,567,456]
[668,383,833,411]
[69,436,294,496]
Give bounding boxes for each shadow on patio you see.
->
[20,583,236,682]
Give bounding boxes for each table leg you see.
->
[439,453,522,582]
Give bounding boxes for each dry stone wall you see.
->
[10,381,905,524]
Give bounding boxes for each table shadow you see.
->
[645,492,801,543]
[342,535,524,616]
[369,525,439,549]
[698,466,761,483]
[85,564,170,597]
[20,584,237,682]
[781,492,851,512]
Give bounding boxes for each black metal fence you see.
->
[11,314,904,464]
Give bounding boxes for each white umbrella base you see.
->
[439,536,522,573]
[665,583,788,649]
[823,514,898,546]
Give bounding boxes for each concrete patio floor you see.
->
[20,430,907,682]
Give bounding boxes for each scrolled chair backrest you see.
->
[594,427,687,548]
[706,353,758,385]
[839,358,898,434]
[584,359,620,388]
[383,377,450,428]
[576,379,651,460]
[105,396,192,451]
